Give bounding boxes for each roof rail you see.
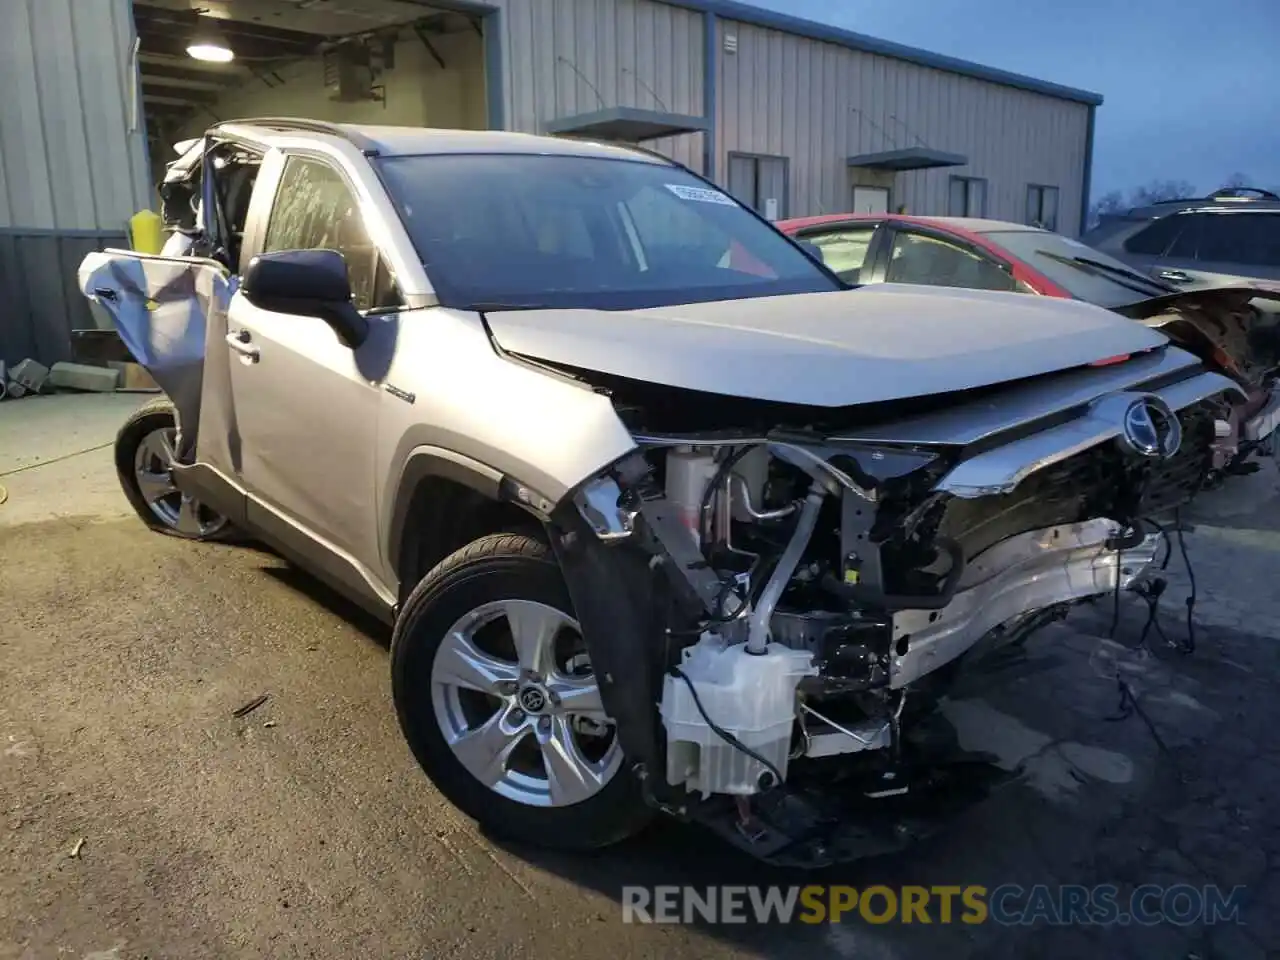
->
[1208,186,1280,201]
[1145,187,1280,208]
[212,117,381,156]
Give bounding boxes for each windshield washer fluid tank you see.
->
[661,634,816,798]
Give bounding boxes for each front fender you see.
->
[372,306,640,583]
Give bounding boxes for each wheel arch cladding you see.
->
[390,449,547,595]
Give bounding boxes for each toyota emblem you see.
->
[518,687,548,714]
[1119,396,1182,459]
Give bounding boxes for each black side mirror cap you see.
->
[242,249,369,349]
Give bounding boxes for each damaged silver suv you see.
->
[82,119,1244,865]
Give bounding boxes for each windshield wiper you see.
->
[1035,249,1173,297]
[469,301,558,313]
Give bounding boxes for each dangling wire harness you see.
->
[1106,488,1202,741]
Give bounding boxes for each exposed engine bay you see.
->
[548,350,1241,864]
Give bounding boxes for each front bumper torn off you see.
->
[889,519,1160,687]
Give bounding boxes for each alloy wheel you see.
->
[430,599,622,808]
[132,425,229,538]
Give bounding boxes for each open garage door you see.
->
[132,0,491,184]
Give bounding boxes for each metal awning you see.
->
[545,107,709,142]
[846,147,969,171]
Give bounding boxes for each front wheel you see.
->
[114,397,234,540]
[391,533,652,850]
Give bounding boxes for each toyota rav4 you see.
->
[81,119,1242,865]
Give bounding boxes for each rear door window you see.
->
[886,230,1018,292]
[1164,214,1203,260]
[1123,216,1186,257]
[1196,212,1280,268]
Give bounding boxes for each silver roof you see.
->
[222,121,666,163]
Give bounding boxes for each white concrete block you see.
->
[48,361,120,393]
[9,358,49,393]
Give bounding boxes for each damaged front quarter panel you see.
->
[547,463,682,808]
[543,428,949,815]
[543,348,1230,838]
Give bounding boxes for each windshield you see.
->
[375,153,843,311]
[981,229,1171,308]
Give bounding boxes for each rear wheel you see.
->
[391,533,652,849]
[115,397,233,540]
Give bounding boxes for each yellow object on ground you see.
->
[128,209,164,255]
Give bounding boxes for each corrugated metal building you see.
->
[0,0,1102,367]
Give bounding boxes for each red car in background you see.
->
[778,213,1280,474]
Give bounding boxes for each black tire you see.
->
[391,532,653,850]
[115,396,236,541]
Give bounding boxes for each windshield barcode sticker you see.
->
[665,184,737,206]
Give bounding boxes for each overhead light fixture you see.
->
[187,39,234,61]
[186,22,234,62]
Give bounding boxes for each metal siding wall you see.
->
[0,0,148,231]
[0,231,128,367]
[0,0,145,366]
[495,0,706,171]
[716,19,1090,233]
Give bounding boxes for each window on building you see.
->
[948,176,987,217]
[727,153,789,220]
[1026,184,1059,232]
[264,156,398,312]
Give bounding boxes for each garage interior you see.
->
[132,0,489,182]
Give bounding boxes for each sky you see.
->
[751,0,1280,201]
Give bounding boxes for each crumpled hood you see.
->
[1112,280,1280,320]
[1109,281,1280,387]
[485,284,1170,406]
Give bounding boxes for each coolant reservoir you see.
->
[661,635,817,798]
[665,448,720,546]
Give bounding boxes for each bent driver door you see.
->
[78,250,236,474]
[225,151,390,589]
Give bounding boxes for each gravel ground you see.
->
[2,394,1279,959]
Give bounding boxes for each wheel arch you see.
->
[387,446,552,601]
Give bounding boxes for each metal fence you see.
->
[0,229,127,367]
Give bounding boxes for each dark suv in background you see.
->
[1084,188,1280,305]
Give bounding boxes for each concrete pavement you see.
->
[2,394,1279,959]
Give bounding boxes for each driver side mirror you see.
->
[242,249,369,349]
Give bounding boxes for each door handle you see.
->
[1158,270,1193,284]
[225,330,261,362]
